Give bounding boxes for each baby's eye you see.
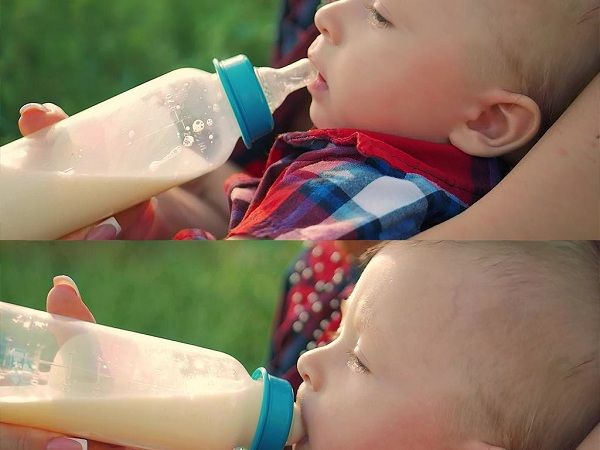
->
[366,5,391,29]
[346,350,370,374]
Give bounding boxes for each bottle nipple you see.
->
[286,402,306,445]
[255,59,318,113]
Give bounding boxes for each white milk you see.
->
[0,167,207,240]
[0,383,264,450]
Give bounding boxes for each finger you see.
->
[49,436,128,450]
[0,423,60,450]
[47,437,88,450]
[117,199,157,240]
[46,275,96,323]
[84,217,121,241]
[61,226,94,240]
[18,103,68,136]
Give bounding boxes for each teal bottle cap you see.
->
[214,55,274,148]
[250,367,295,450]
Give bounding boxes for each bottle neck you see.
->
[249,367,297,450]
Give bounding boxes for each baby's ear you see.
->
[449,89,541,157]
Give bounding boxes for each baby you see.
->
[216,0,600,240]
[294,241,600,449]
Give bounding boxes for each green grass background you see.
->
[0,0,300,372]
[1,0,281,145]
[0,242,303,372]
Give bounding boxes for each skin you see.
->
[294,242,599,450]
[307,0,542,157]
[294,243,490,449]
[418,73,600,239]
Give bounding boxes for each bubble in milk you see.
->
[209,134,214,140]
[128,130,135,139]
[183,135,195,147]
[185,126,190,131]
[212,103,220,112]
[193,120,205,133]
[176,105,181,110]
[207,119,214,127]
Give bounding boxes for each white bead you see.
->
[293,321,304,332]
[314,262,324,273]
[320,319,330,329]
[289,273,300,284]
[302,268,313,279]
[330,299,340,309]
[332,272,344,284]
[313,329,323,339]
[292,292,303,303]
[312,301,323,313]
[299,312,310,322]
[312,246,323,257]
[306,341,317,350]
[330,251,341,263]
[308,292,319,303]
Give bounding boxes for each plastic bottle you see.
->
[0,56,317,240]
[0,301,305,450]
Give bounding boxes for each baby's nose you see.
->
[297,349,323,391]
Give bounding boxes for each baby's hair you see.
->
[462,241,599,450]
[364,241,599,449]
[480,0,599,134]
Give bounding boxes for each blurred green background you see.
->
[1,0,281,145]
[0,242,303,371]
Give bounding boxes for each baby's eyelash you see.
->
[346,350,370,374]
[366,5,391,28]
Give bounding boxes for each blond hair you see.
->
[478,1,599,133]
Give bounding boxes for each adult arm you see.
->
[418,74,599,240]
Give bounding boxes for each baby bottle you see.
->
[0,56,317,240]
[0,301,305,450]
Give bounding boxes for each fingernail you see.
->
[19,103,50,115]
[42,102,59,112]
[85,217,122,240]
[53,275,81,298]
[47,437,88,450]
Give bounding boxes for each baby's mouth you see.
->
[308,71,329,92]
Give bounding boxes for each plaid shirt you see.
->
[221,128,504,240]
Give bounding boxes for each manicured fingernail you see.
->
[42,102,60,112]
[53,275,81,298]
[85,217,122,240]
[19,103,50,115]
[47,437,88,450]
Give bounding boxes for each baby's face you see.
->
[295,243,496,450]
[307,0,495,142]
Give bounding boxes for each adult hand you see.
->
[17,103,158,240]
[0,276,129,450]
[17,103,233,239]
